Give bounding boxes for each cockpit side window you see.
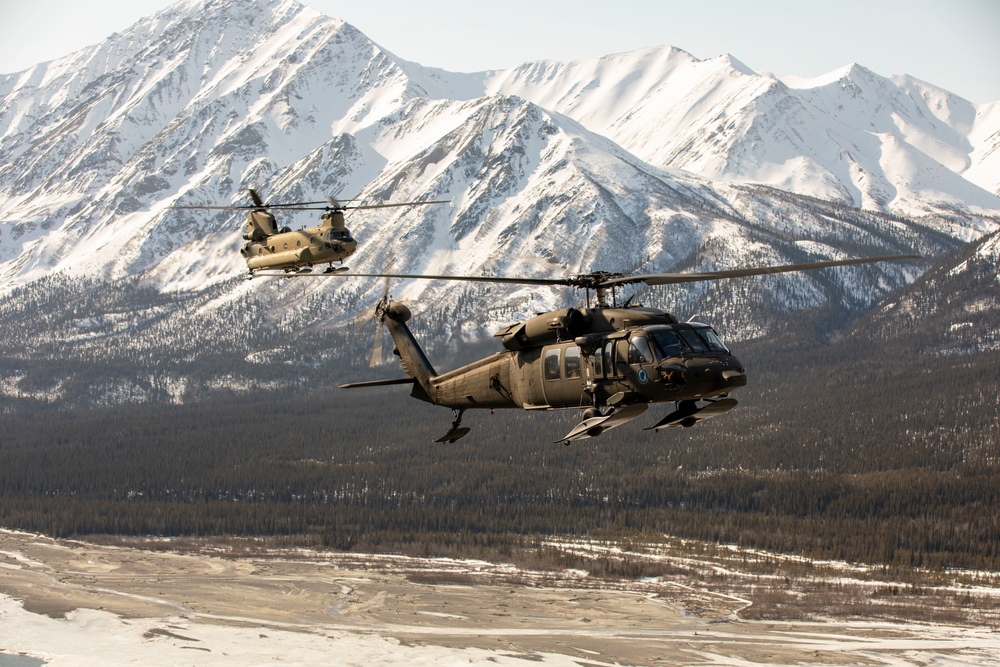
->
[628,336,654,364]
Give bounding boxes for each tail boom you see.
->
[380,301,518,410]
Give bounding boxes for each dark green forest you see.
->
[3,328,998,571]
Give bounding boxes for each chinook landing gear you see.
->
[435,409,471,443]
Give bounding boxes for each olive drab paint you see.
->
[337,255,918,444]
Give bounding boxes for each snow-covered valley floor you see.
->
[1,529,999,666]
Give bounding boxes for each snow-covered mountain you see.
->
[482,51,1000,215]
[0,0,997,407]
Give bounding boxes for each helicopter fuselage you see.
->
[338,255,917,442]
[422,307,746,412]
[240,209,357,273]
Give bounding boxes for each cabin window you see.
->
[283,242,288,250]
[296,240,301,247]
[564,346,581,378]
[628,337,654,364]
[543,349,561,381]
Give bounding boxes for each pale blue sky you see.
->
[1,0,998,102]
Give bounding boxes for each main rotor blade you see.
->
[278,254,921,289]
[608,254,922,287]
[295,272,576,287]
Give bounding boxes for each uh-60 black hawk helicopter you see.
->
[326,254,918,444]
[175,189,448,276]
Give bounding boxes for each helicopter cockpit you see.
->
[326,228,354,243]
[615,324,744,399]
[624,324,731,365]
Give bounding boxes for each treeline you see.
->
[2,337,999,570]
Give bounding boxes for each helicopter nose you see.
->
[721,368,747,389]
[718,354,747,390]
[684,355,746,393]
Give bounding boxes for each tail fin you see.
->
[379,300,437,403]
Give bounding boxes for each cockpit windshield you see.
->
[647,326,729,359]
[695,326,729,353]
[649,330,685,358]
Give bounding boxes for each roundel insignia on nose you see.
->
[637,369,649,383]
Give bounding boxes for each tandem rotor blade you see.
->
[172,194,447,211]
[252,200,452,212]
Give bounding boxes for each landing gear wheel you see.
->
[435,409,471,443]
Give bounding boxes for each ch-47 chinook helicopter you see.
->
[175,189,448,276]
[331,254,918,444]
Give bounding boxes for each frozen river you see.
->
[2,529,999,666]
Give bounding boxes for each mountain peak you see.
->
[1,0,997,289]
[712,53,756,76]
